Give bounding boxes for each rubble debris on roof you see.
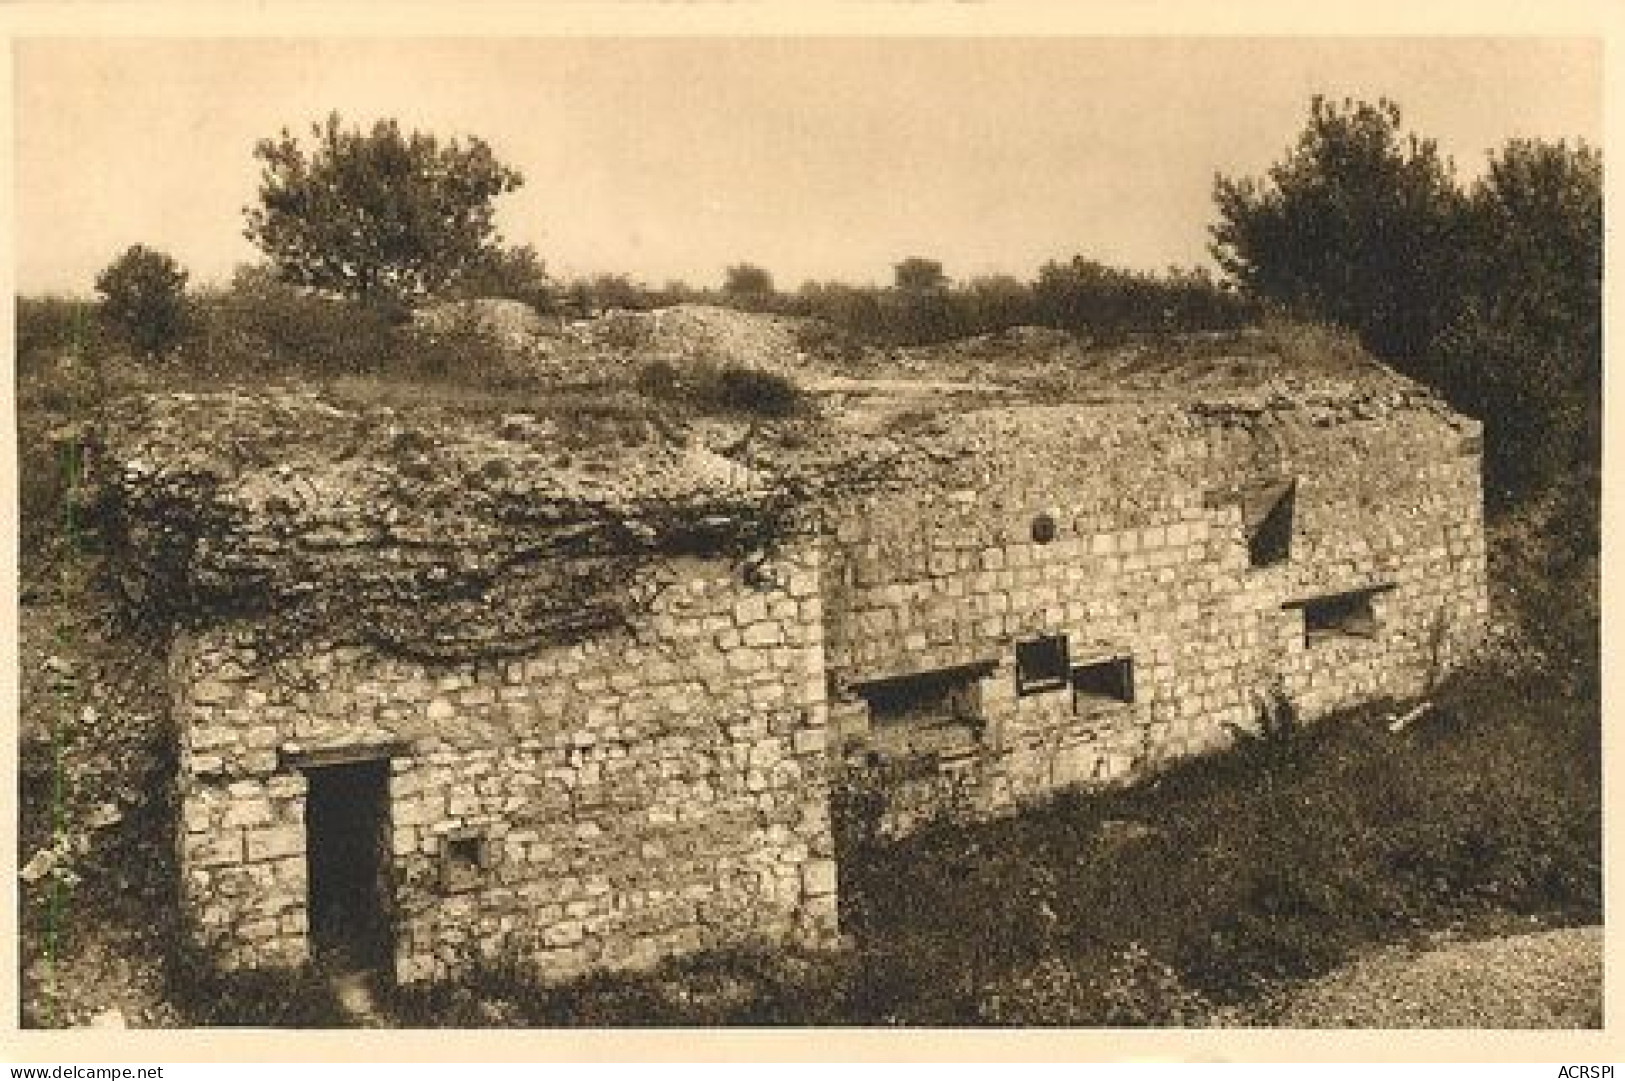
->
[91,308,1475,659]
[95,390,786,659]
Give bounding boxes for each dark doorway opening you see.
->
[304,759,393,972]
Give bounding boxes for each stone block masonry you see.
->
[106,332,1491,986]
[174,546,837,981]
[820,400,1488,832]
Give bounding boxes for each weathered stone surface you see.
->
[110,327,1486,987]
[822,390,1486,835]
[169,542,836,983]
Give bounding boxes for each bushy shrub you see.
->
[633,358,684,399]
[1031,258,1256,345]
[711,366,804,417]
[184,265,530,386]
[399,304,520,385]
[781,260,1255,349]
[1429,311,1598,511]
[188,267,403,378]
[95,245,192,358]
[635,359,807,419]
[571,273,659,315]
[722,263,776,306]
[449,243,555,314]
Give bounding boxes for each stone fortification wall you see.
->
[105,353,1492,982]
[173,545,836,982]
[820,388,1487,831]
[105,391,833,982]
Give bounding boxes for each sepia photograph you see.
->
[10,21,1604,1045]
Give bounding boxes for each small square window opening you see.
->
[1072,656,1134,711]
[1300,589,1381,645]
[441,833,489,893]
[1016,634,1070,696]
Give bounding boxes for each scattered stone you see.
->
[88,1007,127,1030]
[20,848,56,884]
[88,803,123,830]
[1269,927,1602,1028]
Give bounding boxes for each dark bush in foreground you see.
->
[710,366,805,417]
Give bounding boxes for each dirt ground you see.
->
[1266,925,1603,1028]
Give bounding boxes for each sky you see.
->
[14,36,1602,296]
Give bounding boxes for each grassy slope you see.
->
[842,656,1600,1025]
